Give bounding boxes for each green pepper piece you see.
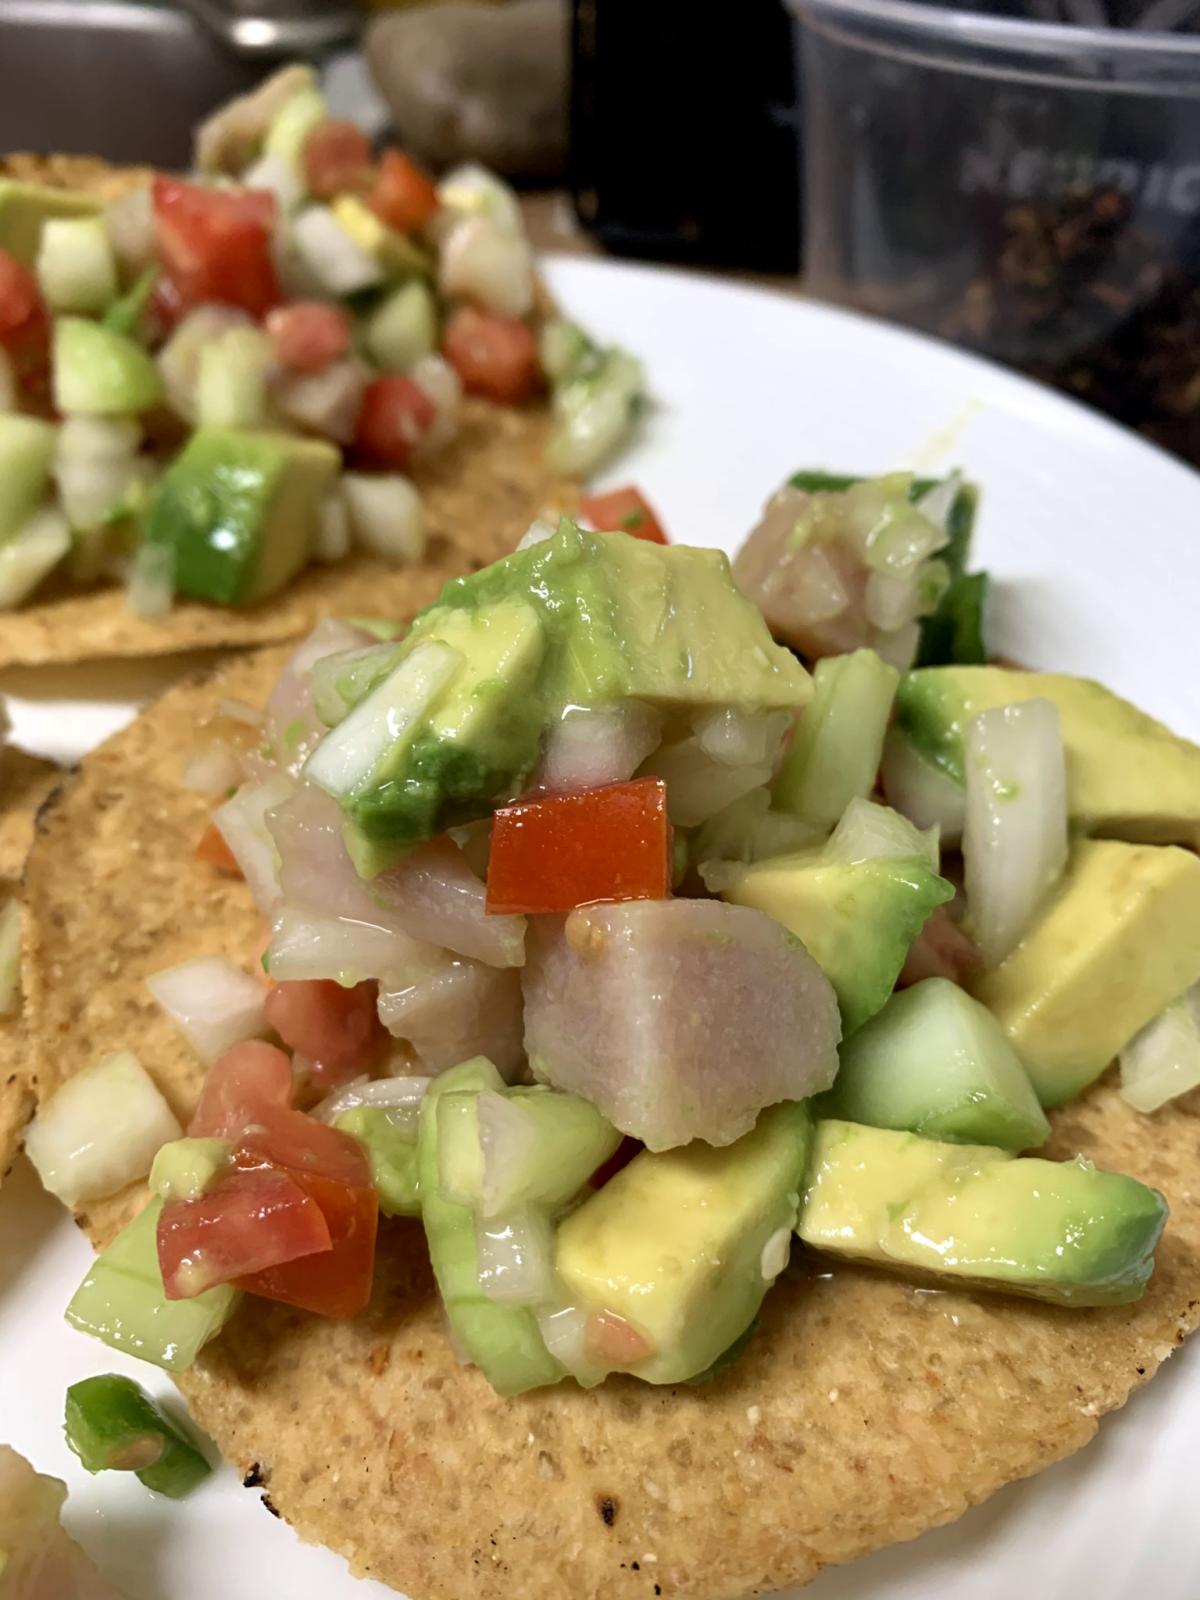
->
[65,1374,211,1499]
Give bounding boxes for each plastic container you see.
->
[792,0,1200,464]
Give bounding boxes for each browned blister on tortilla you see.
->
[21,650,1200,1600]
[0,400,571,669]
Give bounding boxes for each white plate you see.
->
[1,257,1197,1600]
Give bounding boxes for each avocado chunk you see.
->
[335,1106,420,1217]
[149,1137,231,1204]
[65,1199,239,1373]
[971,838,1200,1106]
[774,647,899,828]
[555,1101,813,1385]
[712,848,953,1034]
[144,428,339,606]
[818,977,1051,1150]
[0,415,56,542]
[0,179,100,266]
[898,666,1200,850]
[798,1119,1167,1306]
[309,518,811,862]
[418,1056,564,1395]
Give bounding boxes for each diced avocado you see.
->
[264,86,329,166]
[36,216,118,315]
[437,1086,623,1216]
[0,179,100,267]
[774,649,899,827]
[714,849,953,1034]
[898,665,1200,849]
[65,1199,239,1373]
[53,318,163,418]
[332,195,433,279]
[818,978,1050,1149]
[143,428,339,606]
[149,1137,231,1204]
[798,1119,1167,1306]
[335,1106,420,1217]
[555,1101,812,1385]
[971,839,1200,1106]
[311,519,812,861]
[418,1057,564,1395]
[0,415,56,541]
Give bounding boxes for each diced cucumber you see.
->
[0,413,56,540]
[194,327,274,430]
[65,1199,239,1373]
[437,1086,623,1218]
[824,796,938,869]
[0,506,71,608]
[335,1106,421,1217]
[363,280,438,372]
[53,318,163,417]
[310,641,406,727]
[418,1058,564,1395]
[774,648,899,828]
[546,348,644,476]
[36,216,118,315]
[538,319,594,385]
[264,86,328,167]
[291,205,384,298]
[818,977,1051,1150]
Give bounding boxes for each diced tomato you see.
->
[302,120,373,201]
[486,778,671,915]
[580,486,668,545]
[585,1310,655,1368]
[442,306,540,404]
[0,248,50,389]
[152,176,281,318]
[266,301,351,373]
[157,1165,331,1300]
[263,978,386,1090]
[188,1040,293,1140]
[195,822,242,875]
[368,150,439,234]
[353,374,437,468]
[233,1106,378,1318]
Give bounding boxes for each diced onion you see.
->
[863,502,947,576]
[436,163,523,235]
[865,570,924,633]
[315,491,352,563]
[212,773,295,911]
[645,736,772,827]
[316,1073,431,1132]
[408,354,461,453]
[0,508,72,610]
[963,699,1068,968]
[0,898,20,1017]
[341,473,426,564]
[291,206,383,296]
[535,1304,604,1386]
[872,619,921,672]
[242,150,305,212]
[147,956,267,1065]
[1119,984,1200,1113]
[476,1207,557,1306]
[267,904,423,986]
[274,357,369,446]
[475,1089,537,1216]
[439,217,534,320]
[536,702,662,793]
[516,518,557,552]
[158,306,254,424]
[181,740,243,795]
[105,184,156,273]
[24,1050,181,1207]
[694,707,790,769]
[825,796,939,868]
[125,542,173,620]
[54,417,142,531]
[880,728,965,843]
[913,472,963,538]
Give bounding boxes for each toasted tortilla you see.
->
[21,648,1200,1599]
[0,156,570,669]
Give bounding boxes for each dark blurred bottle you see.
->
[570,0,802,272]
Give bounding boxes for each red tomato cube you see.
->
[302,120,374,201]
[152,176,282,318]
[369,150,439,234]
[353,374,437,468]
[442,306,540,404]
[580,486,668,545]
[188,1041,293,1141]
[157,1165,331,1300]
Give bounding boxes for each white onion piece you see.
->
[158,306,254,423]
[872,619,921,672]
[536,702,662,793]
[694,707,790,769]
[645,736,772,828]
[268,903,431,986]
[0,349,15,413]
[315,491,351,563]
[53,417,141,530]
[341,473,426,564]
[265,619,375,772]
[274,357,369,445]
[24,1050,181,1207]
[914,472,963,538]
[476,1207,557,1306]
[516,518,556,552]
[316,1073,431,1130]
[963,699,1068,968]
[374,838,525,967]
[863,504,947,576]
[880,728,966,843]
[0,898,19,1017]
[475,1089,536,1216]
[0,508,71,610]
[865,570,924,633]
[439,216,534,319]
[436,163,523,235]
[409,354,462,454]
[213,773,295,911]
[181,740,243,795]
[1119,984,1200,1113]
[242,150,304,211]
[825,796,939,868]
[147,956,267,1064]
[105,184,155,272]
[536,1304,604,1386]
[291,205,383,296]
